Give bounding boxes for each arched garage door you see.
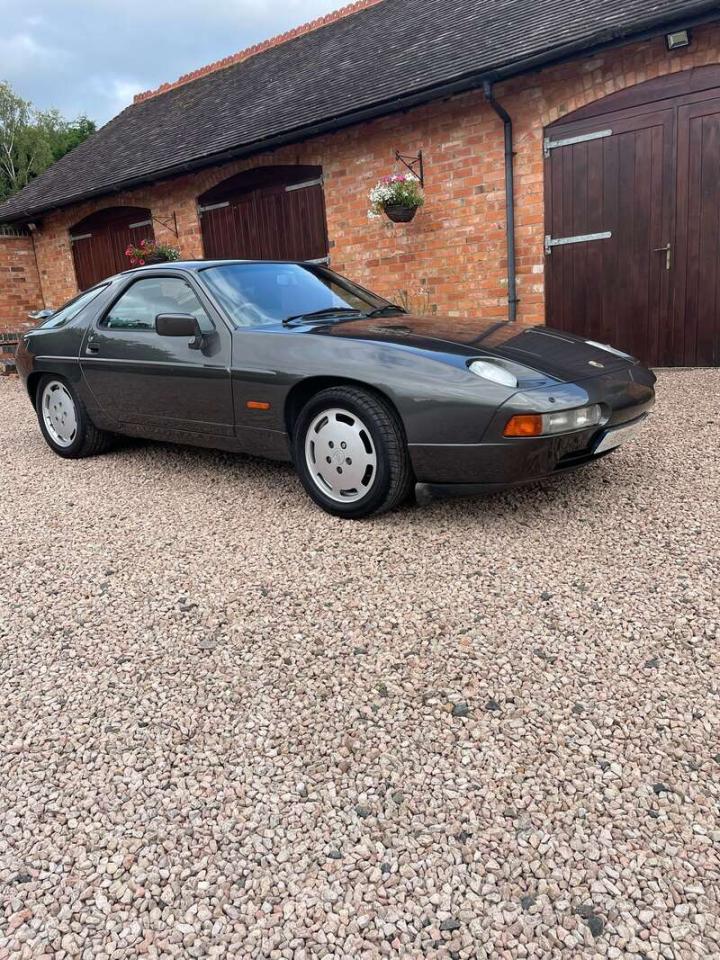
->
[198,166,329,263]
[545,65,720,366]
[70,207,155,290]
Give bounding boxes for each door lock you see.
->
[653,242,672,271]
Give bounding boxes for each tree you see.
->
[0,81,96,202]
[49,115,97,164]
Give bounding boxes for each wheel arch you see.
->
[26,371,50,408]
[284,376,404,436]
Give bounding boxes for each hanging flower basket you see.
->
[369,174,424,224]
[125,239,181,266]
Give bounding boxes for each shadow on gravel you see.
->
[95,431,644,531]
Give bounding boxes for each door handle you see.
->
[653,242,672,271]
[86,343,100,354]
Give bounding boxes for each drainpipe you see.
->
[29,228,48,310]
[483,81,518,322]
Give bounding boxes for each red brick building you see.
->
[1,0,719,365]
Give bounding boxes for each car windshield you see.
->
[200,262,391,328]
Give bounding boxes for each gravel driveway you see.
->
[1,370,718,960]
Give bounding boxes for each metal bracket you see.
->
[395,150,424,187]
[543,128,612,158]
[544,231,612,256]
[151,212,179,238]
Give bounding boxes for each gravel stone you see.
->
[1,370,719,958]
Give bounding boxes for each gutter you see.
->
[2,5,719,224]
[483,82,517,323]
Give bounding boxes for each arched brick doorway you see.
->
[198,166,328,263]
[544,65,720,366]
[70,206,155,290]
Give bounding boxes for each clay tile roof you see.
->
[0,0,717,222]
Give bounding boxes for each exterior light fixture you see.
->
[665,29,690,50]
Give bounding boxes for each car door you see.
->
[80,273,233,437]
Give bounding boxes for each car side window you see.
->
[102,277,210,330]
[40,284,110,329]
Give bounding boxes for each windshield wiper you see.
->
[365,303,408,318]
[283,307,364,325]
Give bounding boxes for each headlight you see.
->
[586,340,635,361]
[504,404,602,437]
[468,359,518,388]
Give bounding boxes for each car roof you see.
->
[116,259,316,279]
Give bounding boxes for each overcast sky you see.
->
[0,0,342,125]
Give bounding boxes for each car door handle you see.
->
[86,343,100,354]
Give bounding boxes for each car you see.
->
[16,259,656,519]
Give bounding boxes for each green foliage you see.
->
[0,81,96,202]
[49,115,97,164]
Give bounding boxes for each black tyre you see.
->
[293,385,413,519]
[35,375,113,459]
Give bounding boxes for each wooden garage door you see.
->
[545,67,720,366]
[71,207,155,290]
[674,98,720,366]
[199,166,328,263]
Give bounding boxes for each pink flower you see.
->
[138,259,145,266]
[125,246,133,256]
[140,239,147,248]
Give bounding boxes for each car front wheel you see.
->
[293,386,413,519]
[36,375,112,459]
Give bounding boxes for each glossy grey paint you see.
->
[16,261,656,489]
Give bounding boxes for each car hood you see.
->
[317,315,633,382]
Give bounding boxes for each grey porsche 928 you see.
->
[16,260,656,519]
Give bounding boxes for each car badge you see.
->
[588,360,605,368]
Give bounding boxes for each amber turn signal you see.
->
[503,414,543,437]
[246,400,271,411]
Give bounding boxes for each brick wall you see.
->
[0,233,44,334]
[18,23,720,325]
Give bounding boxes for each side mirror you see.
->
[155,313,200,338]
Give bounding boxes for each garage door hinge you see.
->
[544,231,612,256]
[198,201,230,214]
[543,128,613,158]
[285,177,324,192]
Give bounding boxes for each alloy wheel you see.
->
[41,380,78,448]
[304,407,378,503]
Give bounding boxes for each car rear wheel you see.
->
[294,386,413,518]
[36,375,112,459]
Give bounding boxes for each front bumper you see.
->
[409,365,655,498]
